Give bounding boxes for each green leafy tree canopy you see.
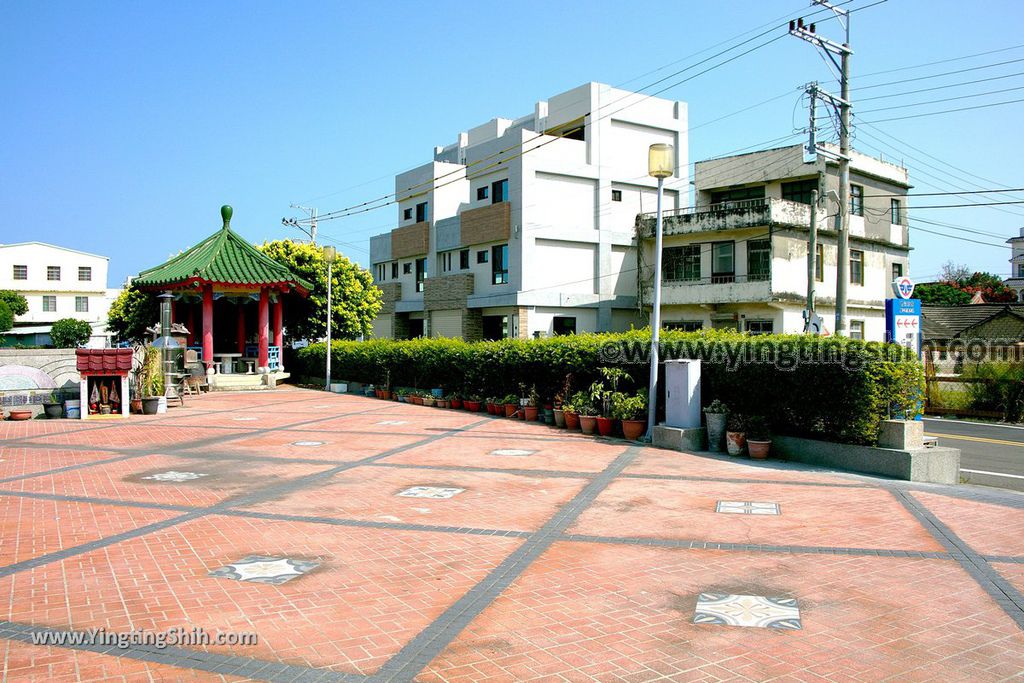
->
[917,267,1017,305]
[107,283,159,344]
[915,282,972,306]
[0,301,12,334]
[50,318,93,347]
[0,290,29,317]
[258,240,382,341]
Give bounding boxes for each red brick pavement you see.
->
[912,490,1024,557]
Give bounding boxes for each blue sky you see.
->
[3,0,1023,285]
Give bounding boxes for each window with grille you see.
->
[663,245,700,282]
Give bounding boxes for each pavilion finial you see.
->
[221,205,233,229]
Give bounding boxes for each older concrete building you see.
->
[369,82,688,340]
[636,144,911,340]
[1004,228,1024,301]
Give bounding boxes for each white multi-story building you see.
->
[369,82,688,340]
[636,144,911,341]
[0,242,119,347]
[1005,228,1024,301]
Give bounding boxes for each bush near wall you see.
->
[295,330,924,445]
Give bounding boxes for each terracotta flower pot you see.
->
[451,399,463,409]
[409,396,423,405]
[436,399,448,409]
[464,400,481,412]
[422,397,436,407]
[524,406,539,421]
[596,416,614,437]
[504,403,517,418]
[518,405,527,420]
[747,439,771,459]
[726,431,747,456]
[8,410,32,421]
[130,398,143,415]
[553,409,565,428]
[621,419,645,440]
[564,410,580,430]
[579,415,598,435]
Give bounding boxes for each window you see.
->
[391,262,398,279]
[815,243,824,282]
[666,321,704,332]
[403,262,412,275]
[664,245,700,282]
[477,249,488,264]
[850,250,864,285]
[849,320,865,340]
[476,186,489,201]
[13,265,27,280]
[375,264,386,281]
[492,244,509,285]
[47,266,61,281]
[611,189,622,202]
[745,319,774,335]
[892,262,903,280]
[75,296,89,313]
[78,266,92,281]
[415,257,427,292]
[1018,262,1024,279]
[710,185,765,206]
[712,241,735,283]
[747,239,771,281]
[403,208,412,221]
[891,198,903,225]
[850,185,864,217]
[491,179,508,204]
[552,317,577,336]
[42,295,56,312]
[459,249,470,270]
[440,251,453,273]
[415,202,429,222]
[781,179,818,205]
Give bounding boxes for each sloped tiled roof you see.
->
[76,349,133,375]
[921,304,1024,341]
[134,206,312,292]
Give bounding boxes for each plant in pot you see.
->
[552,374,571,428]
[745,416,772,460]
[589,380,615,437]
[563,391,586,430]
[43,392,64,419]
[576,390,599,435]
[138,346,165,415]
[524,386,540,421]
[464,394,482,412]
[395,388,409,403]
[612,391,648,440]
[421,390,436,407]
[502,394,518,418]
[703,399,729,453]
[408,390,423,406]
[725,413,747,457]
[448,393,462,410]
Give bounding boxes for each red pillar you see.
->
[202,285,214,369]
[273,296,283,350]
[237,304,246,353]
[258,288,269,369]
[186,305,195,346]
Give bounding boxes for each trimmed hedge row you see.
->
[294,329,924,445]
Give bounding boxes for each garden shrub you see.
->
[963,361,1024,421]
[295,329,924,445]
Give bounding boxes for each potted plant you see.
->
[725,413,747,457]
[524,386,540,421]
[43,392,63,419]
[502,394,518,418]
[448,393,463,410]
[141,346,164,415]
[552,375,571,428]
[746,416,772,459]
[587,380,614,437]
[612,391,647,440]
[464,395,482,412]
[703,399,729,452]
[421,391,436,407]
[408,391,423,406]
[575,390,598,435]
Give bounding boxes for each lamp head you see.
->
[322,245,338,264]
[648,144,675,179]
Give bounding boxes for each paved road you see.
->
[924,417,1024,492]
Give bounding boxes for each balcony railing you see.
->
[663,272,771,285]
[636,197,810,238]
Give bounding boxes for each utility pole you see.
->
[281,204,318,244]
[790,1,853,336]
[806,189,818,322]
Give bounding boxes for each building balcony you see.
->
[461,202,511,246]
[643,273,772,306]
[636,198,810,238]
[370,222,430,264]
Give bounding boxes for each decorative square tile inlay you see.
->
[142,471,209,482]
[489,448,536,457]
[377,420,408,425]
[291,441,325,447]
[208,556,319,585]
[694,593,801,629]
[715,501,780,515]
[397,486,465,499]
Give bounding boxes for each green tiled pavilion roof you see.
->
[135,206,312,292]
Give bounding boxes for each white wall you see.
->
[0,242,112,327]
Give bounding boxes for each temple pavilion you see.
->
[134,206,311,384]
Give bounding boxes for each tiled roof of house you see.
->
[134,206,312,293]
[76,349,133,375]
[921,304,1024,341]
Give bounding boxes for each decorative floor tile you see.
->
[141,471,209,483]
[490,448,536,456]
[715,501,780,515]
[208,555,319,585]
[397,486,465,499]
[291,440,325,447]
[694,593,801,629]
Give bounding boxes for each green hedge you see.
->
[294,330,924,445]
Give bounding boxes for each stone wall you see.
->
[0,348,80,416]
[460,202,511,246]
[390,222,429,259]
[424,274,474,311]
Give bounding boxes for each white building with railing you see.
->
[636,144,911,340]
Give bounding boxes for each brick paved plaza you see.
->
[0,388,1022,681]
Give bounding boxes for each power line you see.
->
[857,96,1024,124]
[856,43,1024,79]
[857,84,1024,114]
[851,57,1024,91]
[909,223,1010,249]
[857,70,1024,102]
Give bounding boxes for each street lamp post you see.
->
[322,245,337,391]
[646,143,674,440]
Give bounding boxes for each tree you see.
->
[0,301,12,334]
[258,240,382,341]
[0,290,28,317]
[915,282,971,306]
[50,318,93,347]
[107,283,159,344]
[960,272,1018,303]
[916,270,1017,305]
[939,261,971,283]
